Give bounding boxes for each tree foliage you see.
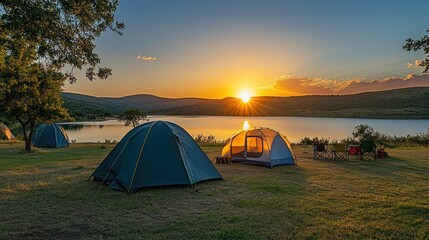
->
[0,0,124,82]
[62,97,122,120]
[299,136,331,145]
[352,124,375,142]
[118,108,146,128]
[403,29,429,73]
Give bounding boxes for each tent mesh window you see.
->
[246,137,263,158]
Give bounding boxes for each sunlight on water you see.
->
[242,120,250,130]
[60,116,429,144]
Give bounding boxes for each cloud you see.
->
[260,74,429,95]
[137,55,159,61]
[406,59,422,69]
[260,75,335,95]
[333,74,429,94]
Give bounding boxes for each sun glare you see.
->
[243,120,250,130]
[238,90,252,103]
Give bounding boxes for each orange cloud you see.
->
[334,74,429,94]
[261,75,334,95]
[137,55,159,61]
[406,59,423,69]
[261,74,429,95]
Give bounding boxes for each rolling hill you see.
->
[62,92,208,111]
[62,87,429,119]
[156,87,429,118]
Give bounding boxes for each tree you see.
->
[118,109,147,128]
[0,1,123,151]
[0,51,70,152]
[352,124,375,142]
[0,42,71,151]
[0,1,124,82]
[403,30,429,73]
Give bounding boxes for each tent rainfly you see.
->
[0,123,15,140]
[90,121,222,193]
[32,124,70,148]
[221,128,296,168]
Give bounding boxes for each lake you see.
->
[59,115,429,143]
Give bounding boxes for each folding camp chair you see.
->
[313,143,328,160]
[360,139,376,161]
[332,143,348,160]
[347,145,361,160]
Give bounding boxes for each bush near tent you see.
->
[221,128,296,168]
[90,121,222,193]
[32,124,70,148]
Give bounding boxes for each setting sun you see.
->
[238,90,252,103]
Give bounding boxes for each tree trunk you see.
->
[26,121,36,152]
[18,120,32,152]
[23,125,32,152]
[25,137,32,152]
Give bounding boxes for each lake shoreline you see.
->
[65,114,429,123]
[58,116,429,144]
[146,114,429,120]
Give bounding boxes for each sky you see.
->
[64,0,429,98]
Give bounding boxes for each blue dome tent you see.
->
[91,121,222,193]
[32,124,70,148]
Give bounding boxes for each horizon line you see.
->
[62,86,429,99]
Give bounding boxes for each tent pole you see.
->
[93,125,150,194]
[54,124,58,147]
[95,140,131,191]
[127,121,158,194]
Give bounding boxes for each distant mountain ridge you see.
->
[62,87,429,119]
[62,92,208,111]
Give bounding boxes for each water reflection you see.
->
[242,120,250,130]
[62,124,85,131]
[59,116,429,143]
[59,120,132,143]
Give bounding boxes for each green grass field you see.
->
[0,143,428,239]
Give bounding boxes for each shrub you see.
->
[194,134,226,144]
[299,126,429,148]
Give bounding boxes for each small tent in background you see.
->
[221,128,296,168]
[91,121,222,193]
[32,124,69,148]
[0,123,15,140]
